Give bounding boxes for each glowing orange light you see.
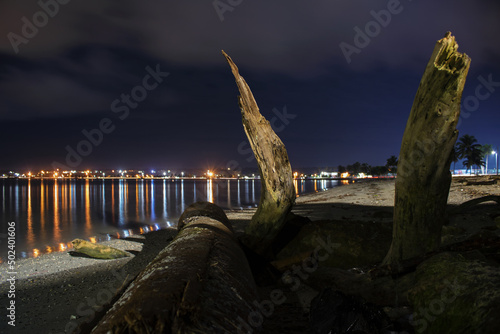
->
[89,237,97,243]
[33,248,40,257]
[46,246,53,253]
[59,243,67,251]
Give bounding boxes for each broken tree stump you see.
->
[91,202,259,334]
[222,50,296,257]
[383,32,471,266]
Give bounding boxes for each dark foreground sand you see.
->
[1,178,499,333]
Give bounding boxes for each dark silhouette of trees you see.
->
[370,165,388,176]
[347,162,361,175]
[456,135,484,174]
[360,163,371,174]
[386,155,398,174]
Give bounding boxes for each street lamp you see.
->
[494,150,499,176]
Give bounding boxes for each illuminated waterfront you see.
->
[0,178,342,261]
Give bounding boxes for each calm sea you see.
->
[0,178,341,261]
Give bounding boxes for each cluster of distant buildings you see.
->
[0,169,238,179]
[0,168,394,180]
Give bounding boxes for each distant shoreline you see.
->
[1,175,370,181]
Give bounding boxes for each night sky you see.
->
[1,0,499,171]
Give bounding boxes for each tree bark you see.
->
[222,50,295,256]
[383,32,471,266]
[91,202,259,334]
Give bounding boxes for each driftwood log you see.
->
[384,32,471,266]
[222,50,295,257]
[71,238,130,259]
[449,195,500,215]
[91,202,259,334]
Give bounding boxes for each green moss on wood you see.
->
[71,239,130,259]
[408,252,500,333]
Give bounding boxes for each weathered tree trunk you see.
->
[91,202,259,334]
[222,50,295,256]
[383,32,471,266]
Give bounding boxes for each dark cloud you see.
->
[0,0,499,169]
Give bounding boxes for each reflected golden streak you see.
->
[207,179,214,203]
[61,181,68,225]
[53,180,61,241]
[85,180,91,233]
[27,180,34,246]
[33,248,40,257]
[40,181,45,230]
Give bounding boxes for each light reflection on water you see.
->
[0,178,340,261]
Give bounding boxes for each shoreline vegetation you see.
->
[1,177,499,333]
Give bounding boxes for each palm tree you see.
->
[463,149,485,174]
[456,135,484,174]
[481,144,494,174]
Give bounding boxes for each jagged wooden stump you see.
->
[384,32,471,266]
[223,50,295,257]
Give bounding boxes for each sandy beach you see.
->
[1,177,499,333]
